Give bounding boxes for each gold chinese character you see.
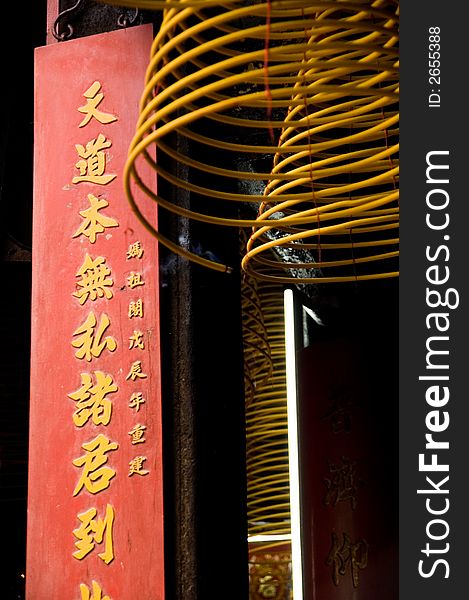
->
[322,386,356,434]
[73,504,115,564]
[125,360,147,381]
[73,194,118,244]
[73,254,114,305]
[129,330,144,350]
[78,81,118,128]
[79,580,111,600]
[126,241,144,259]
[127,272,145,289]
[129,392,145,412]
[128,424,147,445]
[326,532,368,588]
[128,456,149,477]
[80,581,111,600]
[68,371,117,427]
[324,456,361,510]
[73,133,116,185]
[72,312,117,362]
[72,433,118,496]
[128,299,143,319]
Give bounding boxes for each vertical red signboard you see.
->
[27,25,165,599]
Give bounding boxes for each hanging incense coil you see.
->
[243,274,291,538]
[241,231,273,405]
[100,0,398,281]
[242,0,399,283]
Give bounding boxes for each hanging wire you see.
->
[99,0,399,282]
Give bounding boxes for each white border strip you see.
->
[284,288,304,600]
[247,533,292,543]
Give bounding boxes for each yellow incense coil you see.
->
[242,0,399,282]
[243,275,291,537]
[241,231,273,405]
[100,0,399,281]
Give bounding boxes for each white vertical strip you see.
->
[284,288,304,600]
[247,534,292,543]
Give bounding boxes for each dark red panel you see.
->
[298,333,397,600]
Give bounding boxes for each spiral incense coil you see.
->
[243,277,291,538]
[241,273,273,404]
[241,232,273,405]
[241,0,399,283]
[100,0,399,280]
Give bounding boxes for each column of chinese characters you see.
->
[126,242,150,478]
[323,386,368,588]
[69,81,118,600]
